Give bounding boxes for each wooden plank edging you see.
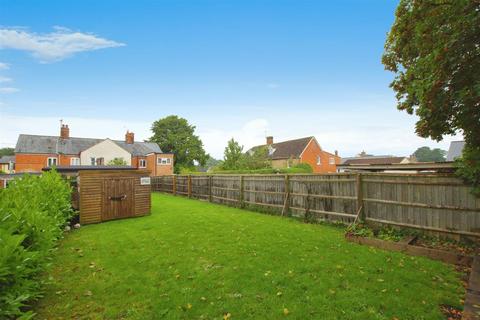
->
[463,256,480,319]
[345,234,473,266]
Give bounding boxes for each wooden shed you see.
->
[46,166,152,224]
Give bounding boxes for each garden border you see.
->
[344,234,473,266]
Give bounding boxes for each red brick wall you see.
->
[132,156,148,169]
[300,139,340,173]
[146,153,174,176]
[15,154,80,172]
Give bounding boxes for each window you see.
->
[139,159,146,168]
[90,157,104,166]
[316,156,321,165]
[157,157,171,165]
[329,157,335,165]
[47,157,58,167]
[70,158,80,166]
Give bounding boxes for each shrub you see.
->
[455,145,480,197]
[211,163,313,174]
[0,170,73,319]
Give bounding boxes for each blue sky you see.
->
[0,0,461,158]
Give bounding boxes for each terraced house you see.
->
[14,124,174,176]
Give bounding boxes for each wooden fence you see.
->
[151,173,480,238]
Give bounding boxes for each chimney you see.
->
[266,136,273,145]
[125,130,134,144]
[60,124,70,139]
[335,150,338,157]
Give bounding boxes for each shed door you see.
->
[102,178,135,221]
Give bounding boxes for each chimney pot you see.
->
[335,150,338,156]
[60,123,70,139]
[266,136,273,145]
[125,131,134,144]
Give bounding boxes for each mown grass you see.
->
[35,193,464,319]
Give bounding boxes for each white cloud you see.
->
[0,87,19,94]
[0,114,152,148]
[0,109,462,160]
[194,109,462,159]
[0,62,9,70]
[0,27,125,62]
[198,118,269,159]
[0,76,12,83]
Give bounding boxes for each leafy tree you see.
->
[107,157,127,166]
[413,146,446,162]
[0,147,14,157]
[150,115,208,173]
[222,138,244,170]
[243,146,270,170]
[383,0,480,194]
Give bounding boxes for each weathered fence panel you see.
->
[151,173,480,238]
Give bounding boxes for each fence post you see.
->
[188,175,192,198]
[282,174,290,216]
[173,175,177,196]
[240,175,245,208]
[208,175,213,202]
[356,173,364,221]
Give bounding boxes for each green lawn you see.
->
[35,193,464,320]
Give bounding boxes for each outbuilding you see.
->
[44,166,151,224]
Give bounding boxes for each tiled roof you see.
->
[342,156,407,165]
[15,134,162,156]
[446,141,465,161]
[248,136,313,160]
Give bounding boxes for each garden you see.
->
[30,193,464,319]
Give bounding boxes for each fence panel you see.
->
[362,173,480,236]
[211,175,241,206]
[152,173,480,237]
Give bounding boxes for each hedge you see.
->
[210,163,314,174]
[0,170,73,319]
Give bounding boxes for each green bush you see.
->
[455,145,480,197]
[210,163,313,175]
[0,170,73,319]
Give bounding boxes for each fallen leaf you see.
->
[283,308,289,316]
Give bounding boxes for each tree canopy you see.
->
[383,0,480,194]
[413,146,446,162]
[0,148,14,157]
[150,115,208,173]
[222,138,244,170]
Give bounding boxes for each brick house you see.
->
[248,136,341,173]
[13,124,174,176]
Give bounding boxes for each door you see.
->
[102,177,135,221]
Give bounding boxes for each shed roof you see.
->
[342,156,407,166]
[15,134,162,156]
[0,155,15,164]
